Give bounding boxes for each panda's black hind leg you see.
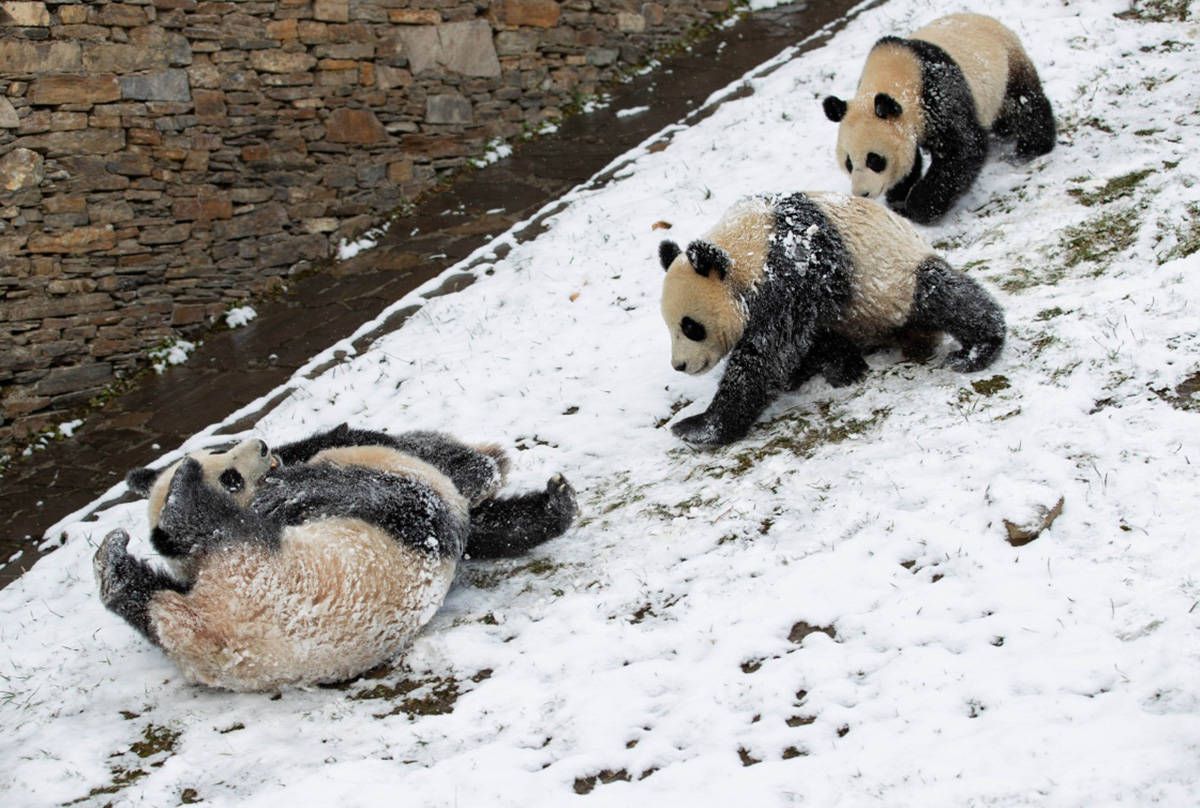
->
[998,58,1055,159]
[465,475,578,559]
[907,257,1005,372]
[95,529,187,645]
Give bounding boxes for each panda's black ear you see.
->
[823,95,847,122]
[126,466,160,496]
[874,93,902,119]
[686,240,730,281]
[659,240,682,271]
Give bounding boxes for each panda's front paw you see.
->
[671,412,741,447]
[822,352,868,388]
[902,185,949,225]
[94,529,133,605]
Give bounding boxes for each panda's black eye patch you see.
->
[219,469,245,493]
[844,156,852,173]
[681,317,707,342]
[866,152,887,173]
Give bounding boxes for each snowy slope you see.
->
[3,0,1200,805]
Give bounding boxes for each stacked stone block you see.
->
[0,0,738,450]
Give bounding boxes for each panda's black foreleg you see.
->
[885,148,923,212]
[673,329,798,446]
[466,475,578,559]
[904,130,987,224]
[999,60,1056,159]
[155,458,282,559]
[94,529,187,646]
[813,330,868,388]
[907,256,1005,372]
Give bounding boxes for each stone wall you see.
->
[0,0,737,452]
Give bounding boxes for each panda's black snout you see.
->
[257,439,269,457]
[859,190,871,197]
[674,362,688,373]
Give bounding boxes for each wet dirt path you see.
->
[0,0,866,589]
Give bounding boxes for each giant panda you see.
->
[94,424,577,691]
[658,192,1005,446]
[822,13,1055,223]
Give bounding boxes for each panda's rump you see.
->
[911,14,1021,129]
[150,520,455,691]
[813,194,931,341]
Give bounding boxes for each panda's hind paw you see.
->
[944,341,1002,373]
[545,473,579,530]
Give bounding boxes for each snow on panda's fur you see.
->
[658,192,1005,446]
[94,424,577,691]
[822,13,1055,223]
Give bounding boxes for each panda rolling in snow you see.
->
[822,13,1055,223]
[659,192,1005,446]
[95,424,577,691]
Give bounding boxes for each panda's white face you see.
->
[836,109,912,200]
[661,257,746,376]
[146,439,276,529]
[828,42,924,201]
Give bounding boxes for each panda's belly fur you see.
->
[149,517,457,692]
[811,194,932,342]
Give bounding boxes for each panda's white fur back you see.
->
[810,193,932,341]
[910,13,1022,128]
[150,518,456,691]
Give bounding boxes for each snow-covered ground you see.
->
[3,0,1199,804]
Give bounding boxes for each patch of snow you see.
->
[616,105,650,118]
[471,138,513,169]
[224,306,257,328]
[149,339,196,373]
[337,234,376,260]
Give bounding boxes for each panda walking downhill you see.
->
[94,424,577,692]
[822,13,1055,223]
[658,191,1005,446]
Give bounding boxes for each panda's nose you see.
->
[859,190,871,197]
[257,439,269,457]
[674,362,687,373]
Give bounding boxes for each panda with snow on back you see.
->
[94,424,577,692]
[822,13,1055,223]
[658,192,1005,446]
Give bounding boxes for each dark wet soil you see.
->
[0,0,866,589]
